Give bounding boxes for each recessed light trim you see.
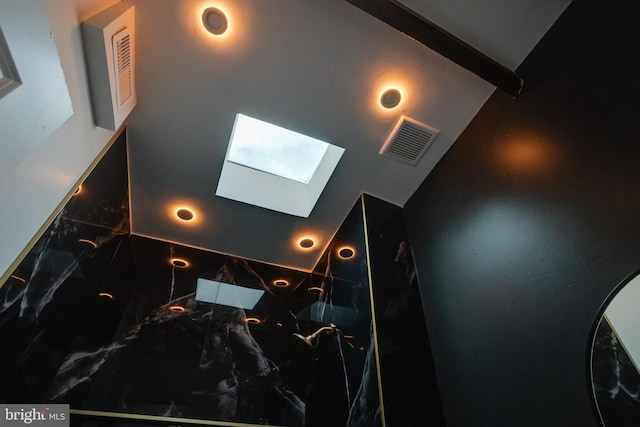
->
[380,88,402,108]
[272,279,290,288]
[176,208,195,221]
[169,305,185,313]
[98,292,114,300]
[170,258,190,268]
[298,237,315,249]
[245,317,261,325]
[337,246,355,259]
[202,7,228,35]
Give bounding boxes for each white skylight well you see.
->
[227,114,329,184]
[216,113,345,217]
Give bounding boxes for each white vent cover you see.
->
[82,3,136,131]
[113,28,132,110]
[379,115,440,165]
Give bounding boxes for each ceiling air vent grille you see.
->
[113,28,132,110]
[379,115,440,165]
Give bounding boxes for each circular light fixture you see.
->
[202,7,228,35]
[98,292,114,300]
[245,317,261,325]
[170,258,190,268]
[337,246,355,259]
[380,88,402,109]
[74,184,83,195]
[78,238,98,248]
[298,237,315,249]
[307,286,324,293]
[10,275,26,284]
[169,305,186,313]
[272,279,290,288]
[176,208,195,221]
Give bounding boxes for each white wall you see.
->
[0,0,121,282]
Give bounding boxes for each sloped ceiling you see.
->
[125,0,570,271]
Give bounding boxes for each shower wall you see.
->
[0,130,444,426]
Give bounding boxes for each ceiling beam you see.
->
[344,0,524,97]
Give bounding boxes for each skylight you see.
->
[227,114,329,184]
[196,278,265,310]
[216,113,345,217]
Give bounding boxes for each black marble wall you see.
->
[591,317,640,426]
[363,194,445,426]
[0,129,444,426]
[0,130,131,404]
[305,196,382,427]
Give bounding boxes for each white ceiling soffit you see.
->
[216,113,345,218]
[395,0,573,70]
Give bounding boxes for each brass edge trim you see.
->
[360,194,387,427]
[130,232,316,274]
[602,314,640,376]
[70,409,284,427]
[0,125,127,287]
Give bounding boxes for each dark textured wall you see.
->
[404,0,640,426]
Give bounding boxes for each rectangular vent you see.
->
[112,28,132,109]
[379,115,440,165]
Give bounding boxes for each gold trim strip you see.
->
[360,194,387,427]
[0,124,127,287]
[69,409,285,427]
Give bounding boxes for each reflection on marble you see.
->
[305,197,382,427]
[47,258,306,426]
[592,317,640,426]
[363,193,445,426]
[0,130,130,403]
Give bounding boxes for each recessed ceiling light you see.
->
[298,237,315,249]
[169,305,185,313]
[170,258,190,268]
[10,275,26,283]
[380,88,402,108]
[202,7,228,35]
[78,238,98,248]
[272,279,290,288]
[98,292,114,300]
[245,317,261,325]
[307,286,324,293]
[337,246,355,259]
[176,208,195,221]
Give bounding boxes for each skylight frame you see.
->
[215,113,345,218]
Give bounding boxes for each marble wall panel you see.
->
[362,193,445,426]
[0,130,130,403]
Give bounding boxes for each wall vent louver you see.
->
[113,29,132,110]
[82,3,136,131]
[379,115,440,166]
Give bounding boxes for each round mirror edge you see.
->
[586,268,640,427]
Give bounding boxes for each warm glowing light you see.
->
[245,317,261,325]
[170,258,190,268]
[10,275,26,283]
[272,279,290,288]
[78,239,98,248]
[167,203,202,226]
[501,135,555,175]
[372,77,412,115]
[74,184,83,195]
[98,292,114,300]
[169,305,186,313]
[308,287,324,293]
[202,7,228,36]
[298,237,315,249]
[380,88,402,109]
[198,4,233,40]
[337,246,355,259]
[176,208,195,221]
